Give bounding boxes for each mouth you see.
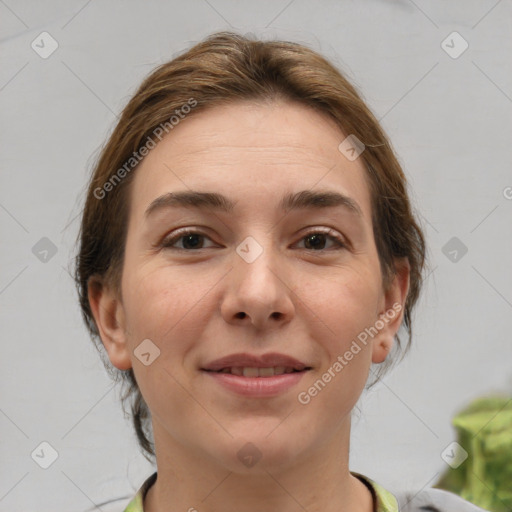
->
[201,366,312,397]
[202,366,312,377]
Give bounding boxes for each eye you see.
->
[160,229,215,251]
[295,229,347,251]
[160,228,347,252]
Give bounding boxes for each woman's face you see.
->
[93,99,408,472]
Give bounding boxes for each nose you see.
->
[220,237,295,331]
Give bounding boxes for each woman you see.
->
[75,31,485,512]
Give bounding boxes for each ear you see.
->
[87,275,132,370]
[372,257,410,364]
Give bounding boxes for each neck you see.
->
[144,417,374,512]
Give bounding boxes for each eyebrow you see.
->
[144,189,363,219]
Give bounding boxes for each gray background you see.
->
[1,1,511,510]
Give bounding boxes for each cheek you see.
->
[121,263,219,387]
[310,266,381,343]
[303,268,379,400]
[121,265,203,423]
[122,263,198,338]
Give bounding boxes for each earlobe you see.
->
[372,258,410,364]
[372,339,391,364]
[87,276,132,371]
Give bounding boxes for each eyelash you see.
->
[159,228,347,252]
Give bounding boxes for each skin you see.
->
[89,99,410,512]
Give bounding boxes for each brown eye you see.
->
[161,230,214,250]
[160,228,347,252]
[297,230,346,251]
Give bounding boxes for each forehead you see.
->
[128,100,372,223]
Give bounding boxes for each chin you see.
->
[223,433,305,473]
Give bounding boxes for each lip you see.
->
[201,352,311,372]
[203,369,309,397]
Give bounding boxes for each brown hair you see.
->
[74,31,427,463]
